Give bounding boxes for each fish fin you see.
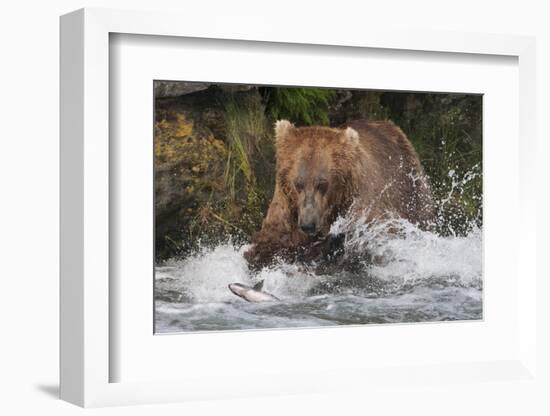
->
[252,280,264,291]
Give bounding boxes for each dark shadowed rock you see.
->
[155,81,255,98]
[154,81,210,98]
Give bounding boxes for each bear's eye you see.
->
[294,180,305,192]
[316,180,328,194]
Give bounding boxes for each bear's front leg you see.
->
[243,241,279,270]
[244,229,308,270]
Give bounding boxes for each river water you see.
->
[154,218,482,333]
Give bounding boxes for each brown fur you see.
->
[244,119,434,268]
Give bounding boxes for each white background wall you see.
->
[0,0,548,414]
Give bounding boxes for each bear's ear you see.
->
[274,120,294,144]
[342,127,359,145]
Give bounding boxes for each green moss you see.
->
[154,110,230,260]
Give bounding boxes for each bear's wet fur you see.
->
[244,119,434,269]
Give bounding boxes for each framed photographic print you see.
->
[153,81,483,333]
[60,7,539,408]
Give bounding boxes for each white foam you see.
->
[331,216,482,285]
[256,264,318,299]
[160,243,251,303]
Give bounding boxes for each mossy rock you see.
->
[155,112,229,260]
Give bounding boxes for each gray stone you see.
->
[154,81,210,98]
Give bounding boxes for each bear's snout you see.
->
[300,222,317,236]
[299,204,320,236]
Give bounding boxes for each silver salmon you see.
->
[228,282,279,303]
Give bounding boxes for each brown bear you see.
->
[244,119,434,268]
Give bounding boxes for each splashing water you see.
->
[155,215,482,332]
[330,216,482,286]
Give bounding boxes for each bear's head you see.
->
[274,120,360,238]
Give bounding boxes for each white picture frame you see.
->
[60,7,538,408]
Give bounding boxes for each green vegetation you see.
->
[154,84,482,261]
[263,87,336,125]
[223,93,265,202]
